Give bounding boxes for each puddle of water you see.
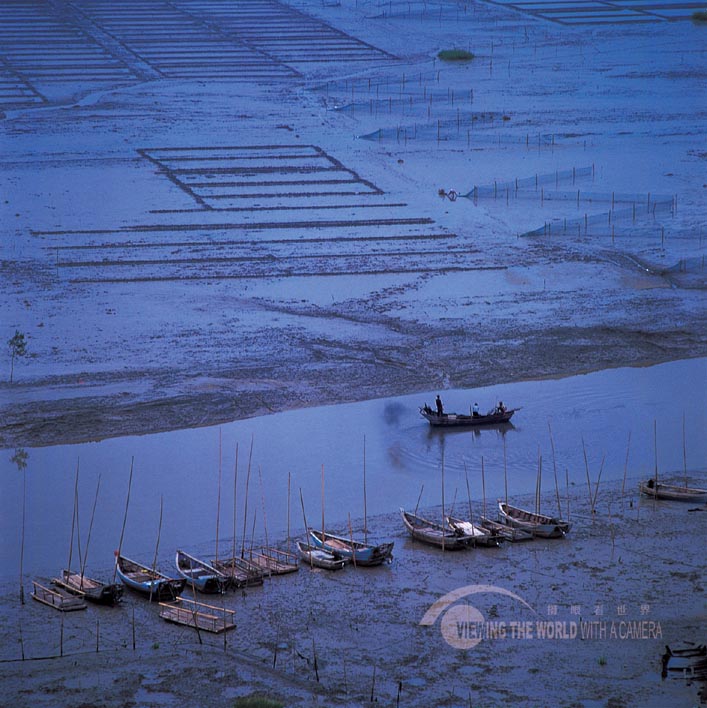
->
[1,358,705,578]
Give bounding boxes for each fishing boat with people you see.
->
[400,509,472,550]
[639,478,707,502]
[115,552,186,601]
[420,398,518,427]
[498,501,571,538]
[296,540,347,570]
[175,550,230,593]
[309,529,394,566]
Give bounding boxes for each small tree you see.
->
[8,330,27,383]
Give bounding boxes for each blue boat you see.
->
[175,550,230,594]
[309,529,393,566]
[115,552,186,602]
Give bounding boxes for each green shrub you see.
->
[437,49,475,62]
[692,9,707,21]
[233,697,284,708]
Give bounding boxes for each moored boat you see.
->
[639,479,707,502]
[309,529,394,566]
[175,550,229,594]
[296,540,347,570]
[446,515,503,547]
[242,547,299,576]
[211,555,265,588]
[115,552,186,601]
[400,509,471,550]
[479,515,534,542]
[498,501,570,538]
[53,569,123,605]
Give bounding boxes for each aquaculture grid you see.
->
[0,0,137,108]
[0,67,44,110]
[35,144,479,284]
[483,0,703,24]
[139,144,385,210]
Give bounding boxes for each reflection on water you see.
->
[1,358,705,577]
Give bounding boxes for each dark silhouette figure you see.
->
[435,395,444,416]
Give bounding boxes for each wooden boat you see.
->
[420,405,518,427]
[52,569,123,605]
[296,540,347,570]
[446,515,503,547]
[639,479,707,502]
[32,580,87,612]
[498,501,570,538]
[211,555,265,588]
[175,550,229,594]
[400,509,471,550]
[242,546,299,576]
[115,552,186,601]
[479,515,534,542]
[309,529,394,566]
[159,597,236,634]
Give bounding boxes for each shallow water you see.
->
[1,357,705,578]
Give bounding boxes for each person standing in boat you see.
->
[497,401,506,414]
[472,402,480,417]
[435,395,444,416]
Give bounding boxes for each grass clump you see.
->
[692,9,707,22]
[233,697,284,708]
[437,49,475,62]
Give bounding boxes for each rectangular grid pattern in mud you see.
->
[70,0,298,80]
[42,227,492,284]
[0,68,45,109]
[173,0,394,65]
[139,144,386,210]
[483,0,702,23]
[0,1,137,86]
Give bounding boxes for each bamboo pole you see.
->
[441,451,445,552]
[621,431,631,501]
[682,413,688,488]
[241,436,254,558]
[321,464,325,541]
[287,470,291,550]
[414,484,424,516]
[591,454,605,513]
[582,438,593,515]
[114,457,134,583]
[20,464,26,604]
[67,459,80,577]
[481,457,486,519]
[299,488,313,569]
[150,496,164,603]
[215,428,222,562]
[547,422,562,520]
[232,442,239,564]
[363,435,368,543]
[464,462,473,526]
[80,473,102,586]
[503,437,508,508]
[259,466,270,552]
[348,513,357,569]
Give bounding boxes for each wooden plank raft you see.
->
[159,597,235,633]
[32,580,87,612]
[244,547,299,576]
